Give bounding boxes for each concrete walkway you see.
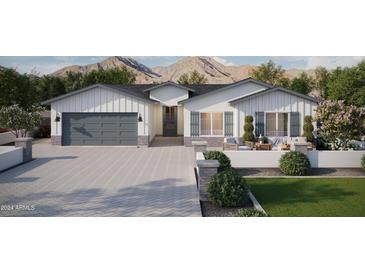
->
[0,139,201,217]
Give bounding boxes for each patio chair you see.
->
[223,137,251,151]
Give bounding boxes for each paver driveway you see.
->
[0,138,201,216]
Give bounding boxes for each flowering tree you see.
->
[315,100,365,149]
[0,104,44,138]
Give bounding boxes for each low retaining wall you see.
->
[224,150,365,168]
[0,147,23,172]
[0,132,15,145]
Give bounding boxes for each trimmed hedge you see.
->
[243,115,255,142]
[208,169,248,207]
[232,208,268,217]
[362,155,365,170]
[279,151,311,176]
[203,150,231,172]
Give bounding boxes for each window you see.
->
[200,112,223,136]
[200,113,211,135]
[212,113,223,135]
[265,112,289,136]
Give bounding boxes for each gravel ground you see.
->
[201,199,253,217]
[236,168,365,177]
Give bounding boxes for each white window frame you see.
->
[199,112,225,136]
[264,111,291,137]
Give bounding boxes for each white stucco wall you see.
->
[234,90,317,136]
[50,86,153,137]
[0,147,23,171]
[149,86,188,106]
[183,82,267,137]
[224,150,365,168]
[0,132,15,145]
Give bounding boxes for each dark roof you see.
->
[41,84,159,105]
[42,78,317,106]
[228,87,319,104]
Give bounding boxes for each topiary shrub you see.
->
[203,150,231,172]
[208,169,248,207]
[362,155,365,171]
[279,151,311,176]
[232,208,268,217]
[303,115,314,142]
[262,136,269,144]
[243,115,255,142]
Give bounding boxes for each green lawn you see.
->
[247,178,365,217]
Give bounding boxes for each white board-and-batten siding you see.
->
[51,87,152,137]
[234,90,317,136]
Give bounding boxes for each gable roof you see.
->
[142,81,195,92]
[228,87,319,104]
[41,84,158,105]
[178,77,274,104]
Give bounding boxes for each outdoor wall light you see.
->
[55,113,61,122]
[138,114,143,122]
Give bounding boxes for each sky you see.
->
[0,56,364,75]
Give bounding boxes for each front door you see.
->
[163,106,177,136]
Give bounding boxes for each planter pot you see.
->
[14,137,33,162]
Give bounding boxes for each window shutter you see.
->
[290,112,300,137]
[224,112,233,136]
[191,111,200,136]
[255,112,264,137]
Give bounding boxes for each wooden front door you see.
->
[163,106,177,136]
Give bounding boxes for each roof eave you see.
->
[229,87,319,105]
[142,81,195,92]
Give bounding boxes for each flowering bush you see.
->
[315,100,365,149]
[0,104,44,138]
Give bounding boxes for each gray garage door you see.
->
[62,113,138,146]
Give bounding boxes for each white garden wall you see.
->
[224,150,365,168]
[0,147,23,171]
[0,132,15,145]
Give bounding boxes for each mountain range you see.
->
[51,56,314,84]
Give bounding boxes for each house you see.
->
[41,78,318,146]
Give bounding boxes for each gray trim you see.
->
[178,78,274,104]
[224,111,233,136]
[290,112,300,137]
[190,111,200,137]
[41,84,158,105]
[255,112,265,137]
[229,87,319,104]
[142,81,195,92]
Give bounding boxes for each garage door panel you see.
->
[62,113,137,146]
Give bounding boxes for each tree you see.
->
[81,67,136,87]
[0,68,39,110]
[0,104,44,138]
[315,100,365,149]
[290,72,314,95]
[302,115,314,142]
[177,70,207,84]
[314,66,330,98]
[35,75,66,102]
[250,60,290,87]
[326,61,365,106]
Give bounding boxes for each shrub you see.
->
[279,151,311,176]
[303,115,314,142]
[203,150,231,172]
[232,208,268,217]
[208,169,248,207]
[243,115,255,142]
[262,136,269,144]
[362,155,365,171]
